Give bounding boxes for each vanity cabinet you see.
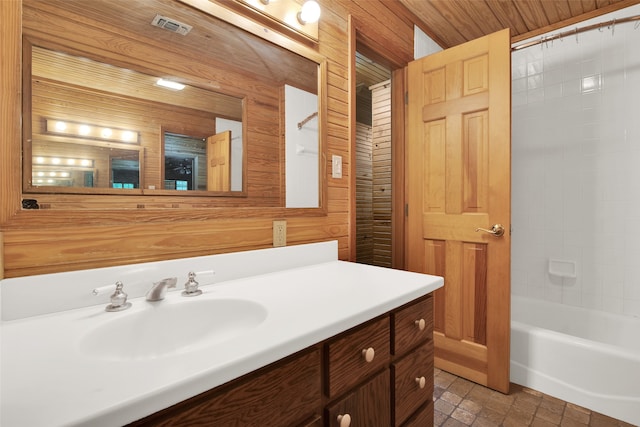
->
[326,370,391,427]
[129,295,434,427]
[128,348,322,427]
[392,297,434,426]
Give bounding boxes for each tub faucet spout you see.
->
[146,277,177,301]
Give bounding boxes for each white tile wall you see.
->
[511,5,640,317]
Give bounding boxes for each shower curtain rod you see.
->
[512,14,640,51]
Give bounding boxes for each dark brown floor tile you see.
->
[531,417,560,427]
[590,412,635,427]
[484,395,512,415]
[560,417,588,427]
[448,377,475,397]
[435,399,456,416]
[451,407,476,426]
[443,418,468,427]
[442,390,464,406]
[563,404,590,424]
[458,398,482,415]
[539,396,566,416]
[505,406,535,426]
[477,407,506,425]
[512,396,539,416]
[433,370,633,427]
[466,384,492,405]
[536,406,563,424]
[435,369,457,388]
[471,416,501,427]
[435,410,449,426]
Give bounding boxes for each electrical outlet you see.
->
[273,220,286,247]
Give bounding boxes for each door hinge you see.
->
[405,203,409,216]
[405,92,408,105]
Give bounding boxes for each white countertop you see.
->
[1,256,442,426]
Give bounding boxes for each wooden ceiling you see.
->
[25,0,318,94]
[398,0,640,48]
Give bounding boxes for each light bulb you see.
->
[298,0,320,24]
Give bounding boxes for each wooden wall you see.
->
[371,80,392,268]
[355,122,373,265]
[0,0,419,278]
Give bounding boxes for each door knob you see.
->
[475,224,505,237]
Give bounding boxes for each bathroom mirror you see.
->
[22,0,323,208]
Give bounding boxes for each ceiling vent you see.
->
[151,14,192,36]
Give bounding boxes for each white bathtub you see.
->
[510,296,640,425]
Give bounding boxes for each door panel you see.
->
[407,29,511,393]
[206,130,231,191]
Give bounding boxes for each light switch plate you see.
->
[332,155,342,179]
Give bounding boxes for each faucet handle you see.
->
[182,271,203,297]
[93,281,132,312]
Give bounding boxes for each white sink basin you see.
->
[78,298,268,360]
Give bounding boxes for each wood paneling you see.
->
[399,0,639,48]
[355,122,373,265]
[371,80,392,268]
[1,0,422,278]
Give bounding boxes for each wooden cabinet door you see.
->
[128,348,321,427]
[407,28,511,393]
[326,371,390,427]
[393,341,434,426]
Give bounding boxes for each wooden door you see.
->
[206,130,231,191]
[406,29,511,393]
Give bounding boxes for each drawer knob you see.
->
[415,376,426,389]
[337,413,352,427]
[415,318,426,330]
[361,347,375,362]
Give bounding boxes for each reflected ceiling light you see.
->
[298,0,320,24]
[46,119,139,144]
[156,78,185,90]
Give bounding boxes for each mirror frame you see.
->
[13,0,328,223]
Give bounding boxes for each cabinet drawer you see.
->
[326,370,390,427]
[393,341,434,426]
[393,296,433,356]
[400,401,434,427]
[326,316,390,398]
[129,348,321,427]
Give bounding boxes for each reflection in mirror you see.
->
[26,44,244,194]
[32,134,142,190]
[22,0,323,208]
[285,85,319,208]
[163,133,205,191]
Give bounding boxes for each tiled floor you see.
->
[433,369,635,427]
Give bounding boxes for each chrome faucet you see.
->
[146,277,177,301]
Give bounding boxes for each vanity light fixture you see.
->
[156,78,186,91]
[33,156,94,168]
[46,119,139,144]
[239,0,320,41]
